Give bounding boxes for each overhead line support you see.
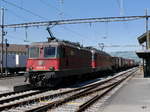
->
[0,8,4,77]
[145,9,150,49]
[1,15,150,29]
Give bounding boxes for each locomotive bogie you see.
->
[28,67,93,87]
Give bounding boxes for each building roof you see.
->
[0,44,28,53]
[138,31,150,44]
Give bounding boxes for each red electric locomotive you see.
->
[87,47,113,72]
[26,38,93,87]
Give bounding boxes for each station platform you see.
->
[102,69,150,112]
[0,76,28,93]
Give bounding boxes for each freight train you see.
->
[26,38,137,87]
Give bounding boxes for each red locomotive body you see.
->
[26,39,93,87]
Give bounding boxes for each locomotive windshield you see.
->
[44,47,56,58]
[29,47,40,58]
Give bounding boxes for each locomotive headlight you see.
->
[29,67,33,71]
[49,67,55,71]
[26,68,29,71]
[38,60,44,66]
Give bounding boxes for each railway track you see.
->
[0,67,138,112]
[39,68,137,112]
[0,73,25,79]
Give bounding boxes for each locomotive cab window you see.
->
[29,47,40,58]
[44,47,56,58]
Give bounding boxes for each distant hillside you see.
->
[110,51,140,62]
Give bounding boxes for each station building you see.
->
[136,31,150,77]
[0,44,28,55]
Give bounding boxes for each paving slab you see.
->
[102,70,150,112]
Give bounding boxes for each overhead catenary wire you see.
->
[39,0,65,17]
[39,0,63,15]
[2,0,88,42]
[6,34,25,42]
[6,8,27,22]
[59,0,64,4]
[94,44,141,51]
[2,15,146,28]
[103,45,140,47]
[1,0,47,20]
[95,44,141,52]
[0,15,145,46]
[38,0,87,39]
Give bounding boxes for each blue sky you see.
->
[1,0,150,52]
